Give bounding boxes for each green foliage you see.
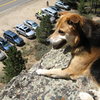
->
[77,0,100,15]
[78,0,85,14]
[34,42,51,60]
[83,14,93,19]
[2,46,26,82]
[61,0,76,3]
[36,15,54,44]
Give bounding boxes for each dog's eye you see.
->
[67,20,73,25]
[58,30,65,34]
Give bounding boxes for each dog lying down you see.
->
[36,11,100,100]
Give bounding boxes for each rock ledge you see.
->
[0,49,98,100]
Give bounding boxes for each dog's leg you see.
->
[36,66,82,79]
[36,68,71,78]
[36,54,93,79]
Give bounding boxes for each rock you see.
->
[0,49,98,100]
[40,49,72,69]
[79,92,94,100]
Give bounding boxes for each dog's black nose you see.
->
[46,38,50,42]
[46,38,50,45]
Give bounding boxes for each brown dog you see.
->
[36,12,100,86]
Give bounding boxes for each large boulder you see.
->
[0,49,98,100]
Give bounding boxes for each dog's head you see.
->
[48,12,85,49]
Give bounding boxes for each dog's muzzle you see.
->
[47,38,67,49]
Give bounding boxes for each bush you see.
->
[2,46,26,82]
[83,14,93,19]
[36,15,54,44]
[78,0,85,14]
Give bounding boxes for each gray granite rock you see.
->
[0,49,98,100]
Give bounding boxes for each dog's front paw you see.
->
[36,69,48,75]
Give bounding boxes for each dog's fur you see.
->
[36,12,100,86]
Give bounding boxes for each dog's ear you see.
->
[68,14,84,25]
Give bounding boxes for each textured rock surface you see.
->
[0,49,98,100]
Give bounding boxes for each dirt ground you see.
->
[0,0,56,88]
